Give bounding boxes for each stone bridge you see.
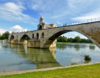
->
[9,17,100,49]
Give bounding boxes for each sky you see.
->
[0,0,100,38]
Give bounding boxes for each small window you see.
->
[36,33,39,40]
[41,32,44,38]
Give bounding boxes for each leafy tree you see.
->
[67,38,73,42]
[57,36,67,42]
[0,31,10,40]
[72,36,81,43]
[57,36,92,43]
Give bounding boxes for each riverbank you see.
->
[57,42,93,44]
[0,62,100,78]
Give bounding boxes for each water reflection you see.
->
[73,44,80,51]
[24,45,28,54]
[0,42,100,72]
[56,43,67,49]
[89,45,95,50]
[57,43,90,51]
[56,43,100,66]
[10,44,60,69]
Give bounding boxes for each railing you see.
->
[67,17,100,26]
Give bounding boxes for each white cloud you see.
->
[0,25,27,35]
[72,7,100,23]
[0,2,36,23]
[1,0,95,24]
[5,2,25,14]
[67,0,95,10]
[0,29,6,35]
[63,31,87,39]
[11,25,27,32]
[27,0,69,19]
[24,0,96,23]
[32,4,39,10]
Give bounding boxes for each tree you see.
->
[0,31,10,40]
[57,36,67,42]
[72,36,81,43]
[57,35,92,43]
[67,38,73,42]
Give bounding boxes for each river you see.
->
[0,42,100,72]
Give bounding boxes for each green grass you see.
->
[0,63,100,78]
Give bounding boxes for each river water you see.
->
[0,42,100,72]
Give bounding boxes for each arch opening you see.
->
[44,30,95,48]
[20,34,30,42]
[10,35,14,41]
[49,30,71,41]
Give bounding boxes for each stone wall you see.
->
[9,21,100,49]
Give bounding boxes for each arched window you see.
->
[36,33,39,40]
[41,32,44,38]
[32,34,34,39]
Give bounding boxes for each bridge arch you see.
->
[44,29,97,48]
[10,35,14,41]
[20,34,31,41]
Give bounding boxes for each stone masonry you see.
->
[9,17,100,49]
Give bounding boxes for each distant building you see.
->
[38,16,57,30]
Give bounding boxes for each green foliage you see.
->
[57,36,67,42]
[57,36,92,43]
[67,38,73,42]
[72,36,81,43]
[0,31,10,40]
[84,55,91,63]
[80,39,92,43]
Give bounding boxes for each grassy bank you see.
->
[0,63,100,78]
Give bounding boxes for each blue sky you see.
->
[0,0,100,38]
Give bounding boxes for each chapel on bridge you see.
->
[38,16,57,30]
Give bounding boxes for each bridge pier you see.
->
[9,40,28,45]
[42,40,57,49]
[10,40,19,44]
[28,41,41,48]
[27,40,56,49]
[9,40,56,49]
